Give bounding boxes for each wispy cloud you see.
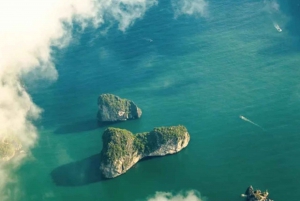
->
[146,191,205,201]
[263,0,280,13]
[0,0,157,199]
[172,0,209,18]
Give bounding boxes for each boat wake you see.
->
[142,38,153,42]
[273,22,282,32]
[239,115,265,131]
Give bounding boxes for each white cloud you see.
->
[172,0,209,18]
[146,191,205,201]
[0,0,208,198]
[0,0,157,199]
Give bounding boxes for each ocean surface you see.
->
[12,0,300,200]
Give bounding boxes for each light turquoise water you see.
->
[13,0,300,200]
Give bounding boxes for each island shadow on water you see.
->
[51,154,171,186]
[54,119,115,134]
[51,154,107,186]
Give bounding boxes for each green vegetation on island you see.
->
[101,127,135,163]
[97,94,142,122]
[134,125,188,154]
[98,94,131,114]
[100,125,190,178]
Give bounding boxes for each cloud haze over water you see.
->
[0,0,157,198]
[263,0,280,13]
[172,0,209,18]
[0,0,209,199]
[146,191,205,201]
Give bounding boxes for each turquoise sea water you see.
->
[12,0,300,200]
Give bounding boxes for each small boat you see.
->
[274,24,282,32]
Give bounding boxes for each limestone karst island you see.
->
[241,186,273,201]
[97,94,142,122]
[100,125,190,178]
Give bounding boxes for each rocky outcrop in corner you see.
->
[241,186,273,201]
[100,125,190,178]
[97,94,142,122]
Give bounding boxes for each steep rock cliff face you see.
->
[97,94,142,122]
[100,125,190,178]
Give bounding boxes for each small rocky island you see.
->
[0,136,23,162]
[241,186,273,201]
[97,94,142,122]
[100,125,190,178]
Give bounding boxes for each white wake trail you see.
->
[273,22,282,32]
[239,115,265,131]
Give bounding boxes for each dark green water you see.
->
[12,0,300,200]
